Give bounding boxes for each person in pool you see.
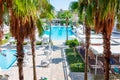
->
[0,49,6,57]
[1,53,6,56]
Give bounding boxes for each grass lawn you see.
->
[65,48,85,72]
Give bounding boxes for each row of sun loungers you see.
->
[76,33,120,76]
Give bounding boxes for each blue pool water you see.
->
[0,50,17,69]
[44,26,74,41]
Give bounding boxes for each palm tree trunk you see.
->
[84,26,91,80]
[66,26,68,41]
[102,30,111,80]
[49,20,51,43]
[73,47,76,57]
[49,20,52,51]
[30,32,37,80]
[0,0,4,26]
[16,40,24,80]
[0,1,4,42]
[66,17,68,41]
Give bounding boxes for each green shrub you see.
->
[69,39,79,48]
[65,49,85,72]
[70,63,84,72]
[65,40,71,45]
[65,39,79,48]
[36,41,42,45]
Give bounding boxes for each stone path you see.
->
[1,44,65,80]
[1,42,93,80]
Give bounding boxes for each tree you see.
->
[69,1,78,12]
[94,0,119,80]
[79,0,94,80]
[57,10,72,19]
[116,5,120,31]
[39,1,55,50]
[66,17,69,41]
[9,1,38,80]
[68,39,79,57]
[6,0,50,80]
[69,1,79,31]
[0,0,7,42]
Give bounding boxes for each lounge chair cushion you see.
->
[114,67,120,74]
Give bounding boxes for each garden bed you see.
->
[65,48,85,72]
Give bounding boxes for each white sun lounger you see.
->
[41,59,50,67]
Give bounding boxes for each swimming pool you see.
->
[0,49,17,69]
[44,26,75,41]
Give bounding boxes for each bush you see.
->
[36,41,42,45]
[66,49,85,72]
[65,40,71,45]
[69,39,79,48]
[65,39,79,48]
[70,63,84,72]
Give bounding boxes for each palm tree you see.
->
[0,0,7,42]
[1,1,25,80]
[69,1,78,12]
[69,1,78,28]
[116,5,120,31]
[31,1,51,80]
[7,0,43,80]
[30,18,36,80]
[65,11,71,41]
[79,0,94,80]
[94,0,119,80]
[40,1,55,50]
[66,17,68,41]
[48,5,55,45]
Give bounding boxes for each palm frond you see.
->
[36,19,44,36]
[86,4,94,26]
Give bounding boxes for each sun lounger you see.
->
[41,54,52,67]
[41,60,50,67]
[0,74,9,80]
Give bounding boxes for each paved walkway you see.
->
[1,44,65,80]
[1,42,93,80]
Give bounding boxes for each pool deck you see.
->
[1,43,65,80]
[0,41,93,80]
